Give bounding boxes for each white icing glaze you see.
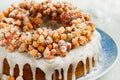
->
[58,69,62,79]
[16,76,23,80]
[0,30,101,80]
[1,74,10,80]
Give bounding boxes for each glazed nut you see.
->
[18,43,28,52]
[60,46,67,52]
[60,52,66,57]
[46,8,51,15]
[23,25,30,31]
[20,37,25,43]
[44,0,51,3]
[36,12,42,18]
[66,27,73,32]
[87,22,95,28]
[57,8,63,13]
[54,38,59,43]
[6,32,13,39]
[72,20,79,25]
[42,31,48,38]
[72,42,79,49]
[0,14,4,20]
[25,39,32,45]
[42,1,47,5]
[3,10,9,17]
[51,7,57,12]
[37,28,43,34]
[43,47,50,58]
[27,23,33,29]
[48,32,53,37]
[57,27,65,34]
[85,31,91,38]
[53,32,59,39]
[31,18,43,24]
[43,10,47,15]
[15,20,21,26]
[4,18,14,24]
[64,7,69,11]
[79,36,87,45]
[72,37,78,44]
[51,12,57,17]
[8,6,14,13]
[29,49,38,57]
[33,34,39,40]
[19,2,27,8]
[38,35,45,44]
[33,41,39,47]
[61,33,67,40]
[84,14,90,21]
[53,43,58,49]
[8,45,15,52]
[58,40,66,46]
[16,13,23,20]
[46,36,53,44]
[47,44,52,50]
[55,2,61,8]
[47,55,54,60]
[35,52,42,59]
[72,31,78,37]
[67,33,73,40]
[28,45,34,51]
[38,45,44,52]
[72,38,79,48]
[23,16,29,25]
[66,42,72,50]
[50,49,57,55]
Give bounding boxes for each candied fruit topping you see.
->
[0,0,95,59]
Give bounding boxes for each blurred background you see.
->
[0,0,120,80]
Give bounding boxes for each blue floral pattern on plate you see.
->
[78,28,118,80]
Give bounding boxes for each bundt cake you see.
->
[0,0,101,80]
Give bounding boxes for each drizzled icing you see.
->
[0,30,101,80]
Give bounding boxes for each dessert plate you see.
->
[78,28,118,80]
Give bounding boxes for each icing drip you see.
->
[0,55,4,74]
[83,59,87,75]
[63,69,68,80]
[45,71,53,80]
[58,69,62,79]
[72,63,78,80]
[31,66,36,80]
[94,54,98,67]
[16,76,24,80]
[18,64,24,77]
[0,31,101,80]
[89,57,93,72]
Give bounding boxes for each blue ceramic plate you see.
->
[78,28,118,80]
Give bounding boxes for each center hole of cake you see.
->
[41,18,62,30]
